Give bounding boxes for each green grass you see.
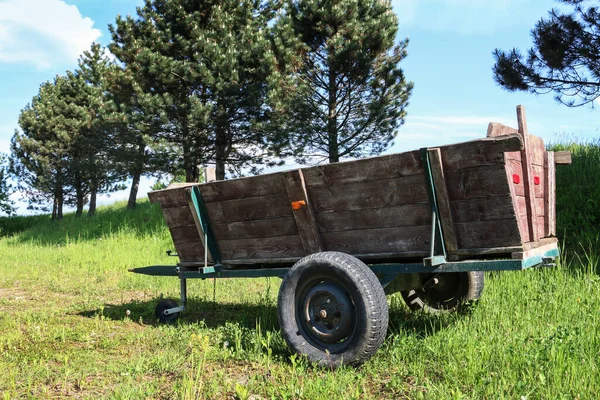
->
[1,142,599,399]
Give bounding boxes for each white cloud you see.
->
[0,0,101,69]
[393,0,523,35]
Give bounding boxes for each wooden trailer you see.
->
[132,106,571,367]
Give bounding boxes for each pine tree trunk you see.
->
[88,179,98,217]
[327,69,339,163]
[127,141,146,209]
[215,102,227,181]
[52,195,58,221]
[57,189,64,221]
[75,180,84,217]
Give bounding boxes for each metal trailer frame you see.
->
[130,148,560,318]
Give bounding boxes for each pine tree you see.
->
[276,0,413,163]
[0,154,14,216]
[109,0,291,181]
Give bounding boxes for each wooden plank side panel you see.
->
[174,241,205,261]
[455,219,522,249]
[321,226,432,255]
[428,148,458,253]
[169,225,203,245]
[438,134,523,170]
[515,196,531,243]
[450,196,517,223]
[205,193,292,224]
[282,170,324,254]
[316,204,432,232]
[161,205,196,228]
[219,235,305,261]
[445,164,513,200]
[148,187,191,208]
[302,151,423,188]
[200,173,285,203]
[506,159,526,196]
[517,106,539,242]
[212,217,298,241]
[545,152,557,236]
[487,122,519,137]
[309,175,429,214]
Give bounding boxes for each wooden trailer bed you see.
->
[148,106,571,269]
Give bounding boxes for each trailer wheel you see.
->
[155,299,180,324]
[401,271,484,313]
[278,252,388,368]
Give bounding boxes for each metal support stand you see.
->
[420,148,447,267]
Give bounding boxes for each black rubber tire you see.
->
[401,271,484,313]
[155,299,180,324]
[277,252,388,368]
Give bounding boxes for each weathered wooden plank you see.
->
[316,204,432,232]
[505,150,522,162]
[529,135,546,166]
[439,133,523,170]
[554,151,572,165]
[310,175,429,214]
[517,105,540,242]
[169,225,202,245]
[161,205,196,228]
[523,237,558,251]
[532,164,546,198]
[219,235,305,261]
[450,195,517,223]
[506,159,525,196]
[302,151,423,188]
[512,240,558,260]
[212,217,298,241]
[455,219,522,249]
[487,122,519,137]
[174,241,205,261]
[452,245,523,258]
[205,193,292,224]
[200,173,285,203]
[545,152,557,236]
[514,195,531,242]
[428,148,458,253]
[445,164,512,200]
[148,187,190,208]
[282,169,324,254]
[321,226,432,254]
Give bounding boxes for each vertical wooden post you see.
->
[427,148,459,254]
[283,170,324,255]
[545,151,556,236]
[517,105,541,242]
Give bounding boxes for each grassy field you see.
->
[1,142,600,399]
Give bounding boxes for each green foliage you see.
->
[0,154,14,217]
[493,0,600,107]
[276,0,413,163]
[109,0,290,181]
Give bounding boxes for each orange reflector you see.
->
[291,200,306,210]
[534,176,540,185]
[513,174,520,184]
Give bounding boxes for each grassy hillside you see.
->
[0,143,599,399]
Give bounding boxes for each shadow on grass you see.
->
[78,297,280,331]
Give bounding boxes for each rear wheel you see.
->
[155,299,180,324]
[401,271,484,313]
[278,252,388,368]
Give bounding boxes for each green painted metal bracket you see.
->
[420,148,447,259]
[190,185,222,266]
[181,268,290,280]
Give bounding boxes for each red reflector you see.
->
[534,176,540,185]
[513,174,520,184]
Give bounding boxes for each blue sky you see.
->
[0,0,598,213]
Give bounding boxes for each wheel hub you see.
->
[301,281,355,344]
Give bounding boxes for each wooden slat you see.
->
[506,159,525,196]
[174,241,205,261]
[200,173,285,203]
[512,241,558,260]
[554,151,572,165]
[148,187,190,208]
[212,217,298,241]
[517,105,540,242]
[302,151,423,188]
[529,135,546,166]
[205,193,292,224]
[219,235,305,261]
[309,175,429,214]
[445,164,512,200]
[532,165,545,198]
[545,152,556,236]
[455,219,522,248]
[282,169,324,254]
[514,196,531,242]
[161,205,195,228]
[321,226,432,254]
[439,134,523,170]
[428,148,458,253]
[450,195,517,223]
[487,122,519,137]
[316,204,432,232]
[169,225,202,245]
